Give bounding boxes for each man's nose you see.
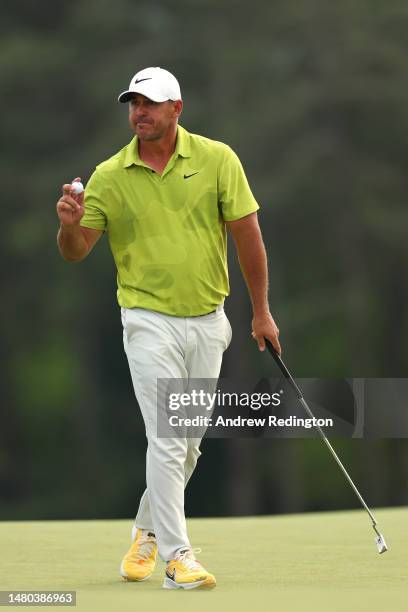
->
[134,108,148,119]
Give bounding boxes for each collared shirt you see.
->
[80,125,259,316]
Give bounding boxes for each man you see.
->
[56,67,281,590]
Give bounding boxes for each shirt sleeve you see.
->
[80,168,108,231]
[218,145,260,221]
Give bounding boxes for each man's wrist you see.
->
[59,223,81,234]
[252,306,271,318]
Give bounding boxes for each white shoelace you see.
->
[136,530,156,560]
[176,547,203,570]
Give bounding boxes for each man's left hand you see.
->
[251,311,281,355]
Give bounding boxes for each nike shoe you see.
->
[163,548,216,590]
[120,526,157,581]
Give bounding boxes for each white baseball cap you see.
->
[118,67,181,103]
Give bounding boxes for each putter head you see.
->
[375,533,388,554]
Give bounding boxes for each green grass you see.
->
[0,507,406,612]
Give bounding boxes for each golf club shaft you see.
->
[265,339,377,527]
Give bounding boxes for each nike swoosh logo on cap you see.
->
[134,77,153,84]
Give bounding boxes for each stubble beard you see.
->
[133,121,165,142]
[137,131,162,142]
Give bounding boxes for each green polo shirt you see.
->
[80,125,259,316]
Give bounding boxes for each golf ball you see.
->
[71,181,84,195]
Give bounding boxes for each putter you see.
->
[265,339,388,554]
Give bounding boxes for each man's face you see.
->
[128,94,182,142]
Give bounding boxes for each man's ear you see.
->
[173,99,183,118]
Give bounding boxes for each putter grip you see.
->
[265,339,303,399]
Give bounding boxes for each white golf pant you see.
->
[121,304,232,562]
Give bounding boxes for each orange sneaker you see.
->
[120,527,157,582]
[163,548,216,590]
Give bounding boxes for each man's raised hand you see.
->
[56,177,84,226]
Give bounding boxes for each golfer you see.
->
[56,67,281,590]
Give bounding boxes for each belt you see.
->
[194,309,216,317]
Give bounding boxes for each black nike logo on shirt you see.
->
[134,77,152,84]
[184,172,199,179]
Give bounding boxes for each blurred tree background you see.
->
[1,0,407,520]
